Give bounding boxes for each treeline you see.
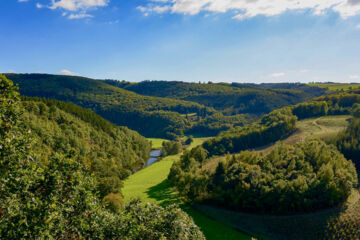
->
[169,140,358,214]
[202,108,297,156]
[109,80,325,116]
[188,112,250,136]
[0,74,205,239]
[333,109,360,171]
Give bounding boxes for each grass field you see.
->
[257,115,350,154]
[309,83,360,92]
[147,138,167,149]
[123,138,252,240]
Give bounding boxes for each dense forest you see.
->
[0,74,205,239]
[169,140,358,214]
[106,80,326,115]
[202,108,297,156]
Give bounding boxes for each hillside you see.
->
[21,97,151,200]
[6,73,211,138]
[105,80,326,115]
[257,115,350,154]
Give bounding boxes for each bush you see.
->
[162,141,183,156]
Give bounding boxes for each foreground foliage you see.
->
[0,75,205,239]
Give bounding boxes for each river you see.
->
[146,149,162,167]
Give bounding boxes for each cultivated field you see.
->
[309,83,360,92]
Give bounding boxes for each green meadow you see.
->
[148,138,167,149]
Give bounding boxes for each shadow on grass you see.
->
[146,179,252,240]
[146,179,182,207]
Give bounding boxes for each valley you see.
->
[1,73,360,239]
[123,137,252,240]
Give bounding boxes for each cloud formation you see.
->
[270,72,285,77]
[60,69,78,76]
[25,0,109,19]
[138,0,360,19]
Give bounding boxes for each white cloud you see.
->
[68,13,93,19]
[300,69,309,73]
[356,24,360,29]
[137,4,171,15]
[49,0,109,12]
[8,69,16,73]
[138,0,360,20]
[349,75,360,79]
[60,69,78,76]
[270,72,285,77]
[27,0,109,19]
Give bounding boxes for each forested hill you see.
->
[105,80,326,115]
[6,74,211,138]
[21,97,151,200]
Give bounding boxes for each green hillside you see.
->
[106,80,326,115]
[6,73,211,138]
[21,97,151,200]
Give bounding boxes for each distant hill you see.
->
[6,74,211,138]
[105,80,326,115]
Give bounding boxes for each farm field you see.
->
[122,138,253,240]
[309,83,360,92]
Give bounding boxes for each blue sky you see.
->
[1,0,360,83]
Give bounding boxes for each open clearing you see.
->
[147,138,167,149]
[258,115,350,154]
[123,138,252,240]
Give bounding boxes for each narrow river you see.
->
[146,149,162,167]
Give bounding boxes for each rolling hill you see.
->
[6,73,211,138]
[105,80,326,115]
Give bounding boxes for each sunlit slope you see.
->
[257,115,350,153]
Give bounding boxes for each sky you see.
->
[1,0,360,83]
